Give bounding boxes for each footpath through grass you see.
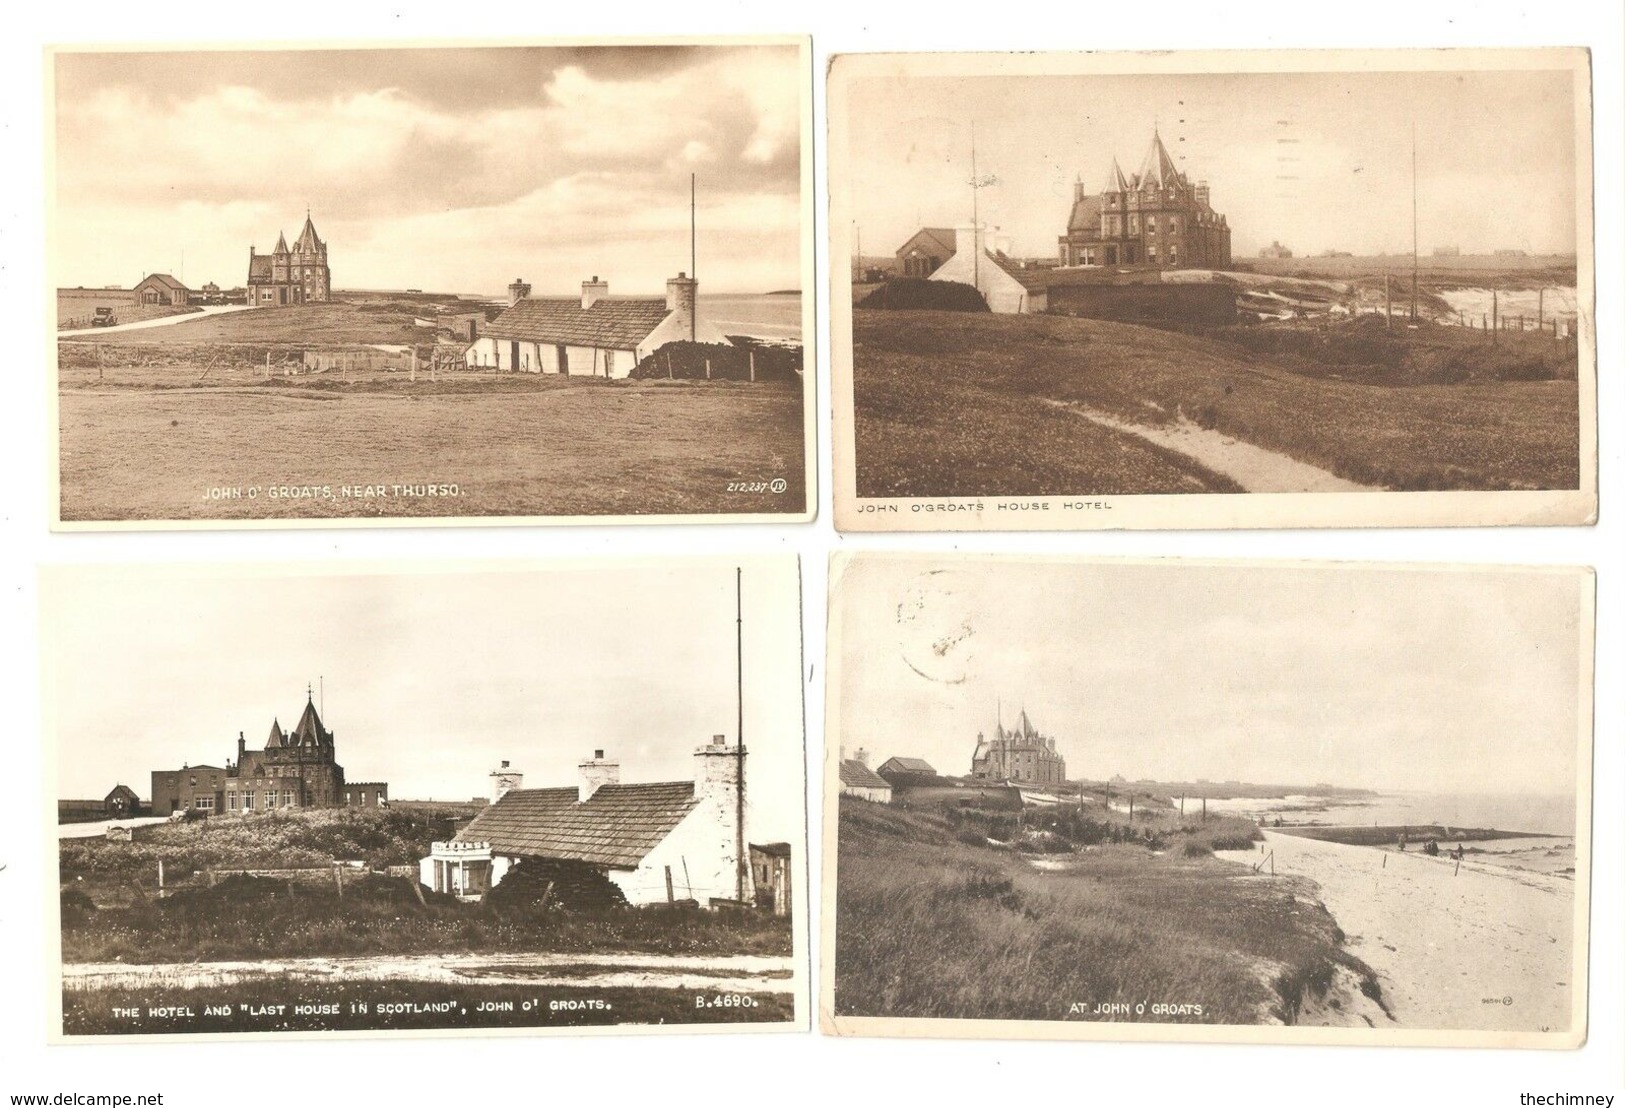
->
[852,310,1580,495]
[833,798,1379,1025]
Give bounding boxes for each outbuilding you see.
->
[133,272,190,307]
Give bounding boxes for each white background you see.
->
[2,1,1619,1104]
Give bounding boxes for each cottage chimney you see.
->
[507,278,531,308]
[581,276,608,309]
[694,734,747,902]
[490,760,524,805]
[578,749,620,802]
[665,272,697,340]
[852,747,870,767]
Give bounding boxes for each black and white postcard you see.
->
[822,553,1593,1047]
[49,39,813,528]
[44,555,808,1040]
[827,49,1595,531]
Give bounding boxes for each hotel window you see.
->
[244,791,254,809]
[228,793,238,811]
[1148,246,1158,263]
[1170,217,1180,233]
[1130,216,1139,234]
[195,796,214,810]
[1148,217,1158,234]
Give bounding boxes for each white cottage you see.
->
[464,273,731,378]
[421,738,751,907]
[928,224,1048,315]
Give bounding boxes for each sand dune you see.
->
[1224,831,1575,1032]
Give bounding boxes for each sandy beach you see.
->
[1223,831,1576,1032]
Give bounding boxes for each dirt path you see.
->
[62,951,794,995]
[1048,402,1379,493]
[1221,832,1575,1032]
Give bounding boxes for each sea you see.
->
[1201,790,1577,837]
[1434,285,1579,331]
[1204,790,1579,880]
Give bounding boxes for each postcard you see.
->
[827,48,1595,531]
[822,553,1592,1047]
[49,38,814,529]
[43,555,808,1040]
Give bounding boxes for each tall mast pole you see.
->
[735,567,747,903]
[1410,122,1419,322]
[690,173,698,342]
[970,121,980,292]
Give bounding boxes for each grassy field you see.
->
[75,297,474,346]
[59,374,805,520]
[852,310,1580,495]
[63,981,794,1035]
[833,798,1382,1025]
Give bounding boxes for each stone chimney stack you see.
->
[507,278,531,308]
[1074,175,1086,203]
[694,734,747,902]
[852,747,870,767]
[665,272,697,340]
[1195,181,1210,207]
[581,276,608,309]
[578,749,620,802]
[490,759,524,805]
[237,731,245,765]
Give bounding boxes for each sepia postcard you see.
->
[47,38,814,530]
[827,48,1596,531]
[822,553,1593,1047]
[42,555,808,1041]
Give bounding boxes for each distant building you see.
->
[1433,245,1462,258]
[420,741,751,907]
[105,784,140,818]
[895,228,958,278]
[839,758,893,803]
[1259,241,1293,259]
[1057,129,1232,270]
[877,756,936,778]
[57,784,147,823]
[247,213,332,306]
[150,690,387,816]
[970,709,1067,785]
[750,842,793,917]
[133,273,189,307]
[463,273,730,377]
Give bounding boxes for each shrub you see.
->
[857,278,989,313]
[628,339,801,383]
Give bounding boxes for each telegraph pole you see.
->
[735,567,747,904]
[1410,122,1419,322]
[970,121,981,292]
[690,173,698,342]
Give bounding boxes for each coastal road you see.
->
[61,951,795,995]
[58,304,253,337]
[1229,831,1575,1034]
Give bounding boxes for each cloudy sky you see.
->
[44,558,806,844]
[833,557,1588,799]
[53,44,805,294]
[841,63,1581,259]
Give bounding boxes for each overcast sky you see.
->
[53,44,804,295]
[841,64,1580,260]
[832,557,1587,797]
[45,558,805,844]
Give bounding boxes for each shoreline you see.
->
[1220,831,1574,1032]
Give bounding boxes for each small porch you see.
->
[423,839,495,901]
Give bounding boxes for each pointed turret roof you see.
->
[1109,157,1130,193]
[1134,129,1181,190]
[266,719,286,748]
[293,213,323,254]
[290,693,333,748]
[1017,708,1036,737]
[273,231,290,254]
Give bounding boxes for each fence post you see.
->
[705,358,711,381]
[749,350,756,383]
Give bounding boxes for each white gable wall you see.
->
[637,312,733,363]
[929,248,1043,314]
[607,788,749,906]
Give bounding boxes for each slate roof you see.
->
[839,760,891,790]
[1133,130,1183,190]
[878,756,936,775]
[289,697,333,748]
[986,252,1051,291]
[248,255,274,281]
[751,841,792,858]
[1066,193,1103,234]
[897,227,958,259]
[485,296,671,350]
[293,215,324,254]
[455,782,700,869]
[138,273,188,293]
